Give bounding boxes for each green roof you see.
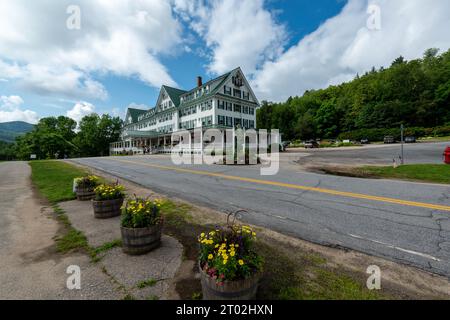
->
[127,108,147,123]
[163,86,187,108]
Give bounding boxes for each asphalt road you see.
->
[295,141,449,166]
[71,151,450,277]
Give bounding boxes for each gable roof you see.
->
[127,108,147,123]
[162,85,187,108]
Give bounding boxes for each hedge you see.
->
[338,126,450,142]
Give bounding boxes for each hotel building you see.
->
[110,67,259,155]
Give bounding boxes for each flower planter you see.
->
[199,264,261,300]
[121,222,163,255]
[75,186,95,201]
[93,198,124,219]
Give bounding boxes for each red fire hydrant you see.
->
[444,147,450,164]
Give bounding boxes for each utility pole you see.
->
[400,124,404,165]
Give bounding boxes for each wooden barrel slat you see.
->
[75,186,95,201]
[93,198,123,219]
[121,224,163,255]
[199,264,261,300]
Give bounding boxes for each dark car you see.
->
[304,140,320,149]
[384,136,395,144]
[404,136,416,143]
[360,138,370,144]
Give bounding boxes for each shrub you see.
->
[94,184,125,201]
[121,197,163,229]
[199,225,263,283]
[74,175,99,189]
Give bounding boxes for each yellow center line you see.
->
[111,158,450,212]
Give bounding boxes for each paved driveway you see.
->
[71,155,450,277]
[0,162,120,299]
[293,141,449,166]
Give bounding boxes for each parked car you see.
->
[304,140,320,149]
[360,138,370,144]
[404,136,416,143]
[384,136,395,144]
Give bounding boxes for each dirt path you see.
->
[0,162,120,299]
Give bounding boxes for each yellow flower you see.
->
[208,254,213,260]
[200,233,205,238]
[223,259,228,265]
[230,251,235,257]
[238,260,244,266]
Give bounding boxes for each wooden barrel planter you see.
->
[121,222,163,255]
[93,198,124,219]
[75,187,95,201]
[199,265,261,300]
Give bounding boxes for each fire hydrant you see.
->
[444,147,450,164]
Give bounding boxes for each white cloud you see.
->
[0,95,39,124]
[253,0,450,101]
[0,0,181,100]
[174,0,286,75]
[66,101,95,124]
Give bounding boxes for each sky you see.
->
[0,0,449,124]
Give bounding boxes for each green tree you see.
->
[74,114,123,157]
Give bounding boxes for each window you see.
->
[218,115,225,126]
[243,119,249,129]
[249,120,255,129]
[224,86,232,95]
[243,92,250,100]
[233,89,242,98]
[218,100,225,110]
[243,106,249,114]
[234,104,242,113]
[234,118,242,127]
[249,107,255,115]
[201,116,212,127]
[226,102,233,111]
[226,116,233,127]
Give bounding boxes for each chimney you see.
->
[197,76,203,87]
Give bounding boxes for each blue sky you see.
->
[0,0,449,124]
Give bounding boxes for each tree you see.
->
[74,114,123,157]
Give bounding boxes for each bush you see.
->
[199,225,264,283]
[339,126,450,142]
[74,175,100,189]
[94,184,125,201]
[121,197,163,229]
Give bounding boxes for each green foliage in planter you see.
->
[121,197,163,229]
[74,175,100,189]
[199,225,263,283]
[94,183,125,201]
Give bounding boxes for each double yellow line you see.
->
[112,158,450,212]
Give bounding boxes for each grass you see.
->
[418,136,450,142]
[30,160,89,203]
[52,205,90,254]
[360,164,450,184]
[162,199,385,300]
[137,278,158,289]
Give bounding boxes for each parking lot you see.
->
[291,141,449,166]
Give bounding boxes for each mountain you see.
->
[0,121,35,143]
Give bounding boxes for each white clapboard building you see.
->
[110,67,260,155]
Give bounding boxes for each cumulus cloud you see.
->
[174,0,286,75]
[66,101,95,124]
[0,95,39,124]
[0,0,181,100]
[253,0,450,101]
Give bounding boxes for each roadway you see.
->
[70,146,450,277]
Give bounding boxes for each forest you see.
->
[257,48,450,142]
[0,114,123,160]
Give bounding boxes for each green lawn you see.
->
[29,160,89,203]
[361,164,450,184]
